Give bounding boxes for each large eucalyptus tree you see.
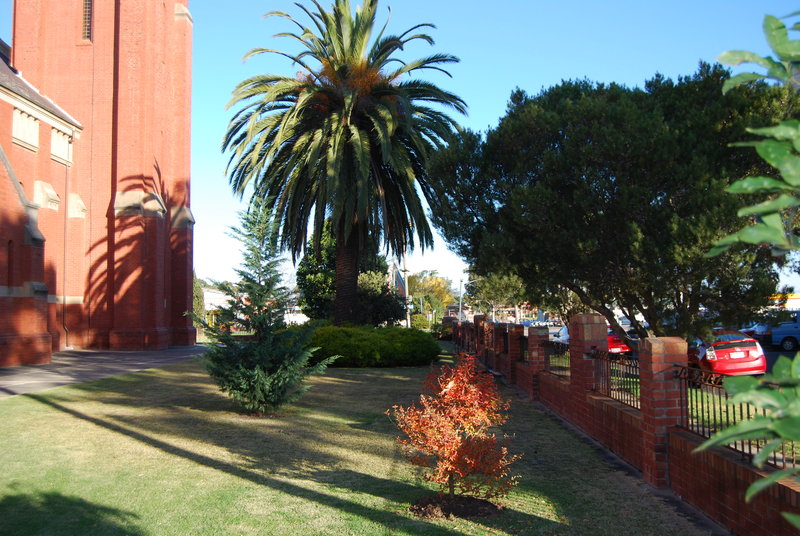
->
[223,0,465,323]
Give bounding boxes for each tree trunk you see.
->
[448,473,455,497]
[333,222,360,325]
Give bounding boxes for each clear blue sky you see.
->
[0,1,797,289]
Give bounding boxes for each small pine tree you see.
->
[191,272,206,329]
[193,200,335,415]
[388,354,519,500]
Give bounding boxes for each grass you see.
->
[0,355,713,535]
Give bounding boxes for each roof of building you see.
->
[0,40,81,128]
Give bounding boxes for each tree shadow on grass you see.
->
[59,362,426,473]
[22,393,468,536]
[312,469,566,533]
[0,490,145,536]
[56,369,386,477]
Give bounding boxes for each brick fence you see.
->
[453,313,800,536]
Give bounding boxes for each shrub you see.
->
[388,354,519,500]
[193,200,336,415]
[411,313,430,330]
[205,326,335,415]
[311,325,440,367]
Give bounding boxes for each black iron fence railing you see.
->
[544,340,570,378]
[591,348,641,409]
[675,365,798,470]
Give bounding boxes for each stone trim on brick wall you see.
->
[0,282,48,298]
[114,191,167,218]
[170,205,195,228]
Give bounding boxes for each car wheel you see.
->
[781,337,798,352]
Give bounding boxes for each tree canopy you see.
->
[408,270,455,320]
[466,273,527,322]
[223,0,465,324]
[430,64,795,338]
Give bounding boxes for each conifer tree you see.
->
[194,199,335,415]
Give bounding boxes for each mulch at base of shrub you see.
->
[409,494,502,520]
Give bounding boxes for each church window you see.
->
[12,109,39,150]
[82,0,93,41]
[51,129,72,163]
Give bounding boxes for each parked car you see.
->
[769,312,800,351]
[688,330,766,376]
[739,322,771,345]
[607,330,632,354]
[551,325,569,344]
[550,326,632,355]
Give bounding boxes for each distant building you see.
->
[388,261,406,298]
[771,294,800,310]
[0,1,194,366]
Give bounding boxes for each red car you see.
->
[688,331,766,376]
[552,326,631,355]
[607,329,631,355]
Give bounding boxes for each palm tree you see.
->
[223,0,466,324]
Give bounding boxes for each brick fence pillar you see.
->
[639,337,686,488]
[468,322,476,353]
[485,321,494,368]
[494,323,510,378]
[506,324,524,385]
[569,313,607,431]
[526,326,549,399]
[494,323,507,356]
[474,315,486,358]
[507,324,525,361]
[484,321,496,369]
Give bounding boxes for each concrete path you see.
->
[0,345,208,399]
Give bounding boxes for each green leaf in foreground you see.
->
[730,221,790,247]
[773,416,800,440]
[774,355,794,378]
[745,467,799,501]
[737,194,800,217]
[755,140,800,185]
[722,73,767,94]
[695,416,775,451]
[718,49,781,70]
[783,512,800,530]
[722,375,759,395]
[747,120,800,141]
[751,439,785,468]
[726,176,791,194]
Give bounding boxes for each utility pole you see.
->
[402,254,410,328]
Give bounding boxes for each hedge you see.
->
[310,325,440,367]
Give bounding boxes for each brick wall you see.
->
[1,0,196,362]
[670,429,800,536]
[454,314,800,533]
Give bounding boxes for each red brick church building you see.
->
[0,0,195,366]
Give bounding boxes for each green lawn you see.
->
[0,358,712,535]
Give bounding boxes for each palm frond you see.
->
[223,0,466,266]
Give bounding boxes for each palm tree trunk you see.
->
[334,222,360,325]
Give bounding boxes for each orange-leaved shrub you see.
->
[388,353,519,500]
